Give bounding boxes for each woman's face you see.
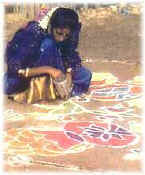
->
[52,27,71,42]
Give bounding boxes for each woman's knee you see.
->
[82,67,92,81]
[73,67,92,82]
[4,74,29,95]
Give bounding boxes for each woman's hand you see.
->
[50,68,64,79]
[53,71,72,100]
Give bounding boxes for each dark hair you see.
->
[50,8,79,31]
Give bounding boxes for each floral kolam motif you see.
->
[4,73,142,168]
[4,121,137,160]
[88,73,143,102]
[35,121,137,150]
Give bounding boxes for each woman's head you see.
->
[50,8,79,42]
[50,8,79,32]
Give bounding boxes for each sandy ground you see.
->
[3,7,143,174]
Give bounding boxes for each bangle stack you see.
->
[66,68,72,73]
[25,68,29,77]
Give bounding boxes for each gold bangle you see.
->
[67,68,72,73]
[25,68,29,77]
[18,69,25,74]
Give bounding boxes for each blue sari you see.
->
[4,21,92,97]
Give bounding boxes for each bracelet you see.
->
[18,69,25,74]
[67,68,72,73]
[25,68,29,77]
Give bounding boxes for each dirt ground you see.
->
[3,6,143,174]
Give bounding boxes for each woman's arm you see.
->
[18,66,64,79]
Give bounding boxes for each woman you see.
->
[4,7,92,103]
